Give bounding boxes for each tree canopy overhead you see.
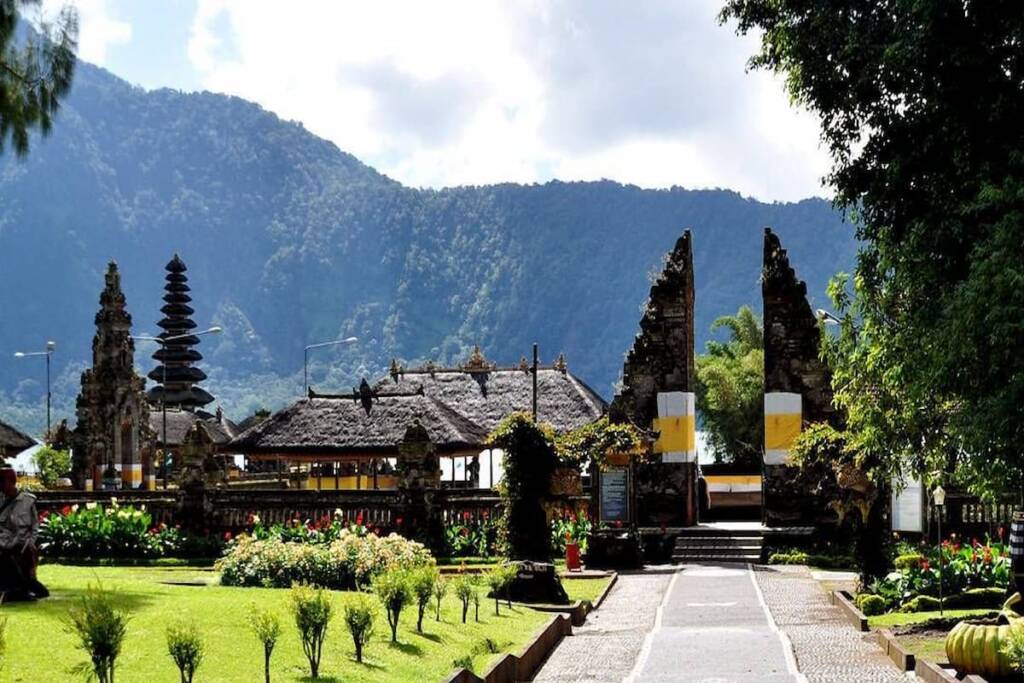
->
[1,0,77,156]
[722,0,1024,494]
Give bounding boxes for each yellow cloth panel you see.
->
[704,475,761,486]
[308,475,399,491]
[765,413,802,450]
[652,415,695,453]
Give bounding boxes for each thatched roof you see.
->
[377,351,607,434]
[231,386,488,455]
[148,408,235,447]
[0,419,35,453]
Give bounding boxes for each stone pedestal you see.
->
[585,529,643,569]
[504,560,569,604]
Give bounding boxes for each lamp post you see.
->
[134,326,222,488]
[815,308,842,325]
[14,340,57,439]
[303,337,358,395]
[933,484,947,617]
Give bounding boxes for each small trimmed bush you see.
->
[410,566,439,632]
[344,593,376,664]
[946,587,1007,610]
[248,605,281,683]
[372,568,412,643]
[900,595,942,613]
[65,585,129,683]
[855,594,886,616]
[434,577,449,621]
[166,621,204,683]
[894,553,925,571]
[453,575,475,624]
[291,585,332,679]
[485,567,509,615]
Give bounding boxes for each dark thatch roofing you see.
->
[375,357,607,435]
[231,388,488,455]
[0,419,35,452]
[148,408,235,447]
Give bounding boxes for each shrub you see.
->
[166,621,204,683]
[894,553,925,571]
[373,568,412,643]
[65,585,128,683]
[410,565,439,632]
[434,576,449,621]
[218,531,433,590]
[946,587,1007,610]
[768,550,809,565]
[343,594,376,664]
[291,585,332,679]
[900,595,942,613]
[444,513,497,558]
[550,510,592,555]
[32,446,70,488]
[453,575,475,624]
[485,567,509,616]
[248,605,281,683]
[1002,623,1024,674]
[855,594,887,616]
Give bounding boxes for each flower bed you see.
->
[859,536,1010,614]
[444,512,498,558]
[38,501,223,559]
[217,528,433,590]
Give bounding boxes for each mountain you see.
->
[0,62,856,436]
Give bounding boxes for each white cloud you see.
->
[47,0,132,66]
[186,0,829,201]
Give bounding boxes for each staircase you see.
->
[672,524,764,564]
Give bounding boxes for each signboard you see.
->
[600,467,630,523]
[891,476,923,533]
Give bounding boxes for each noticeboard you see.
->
[599,466,630,524]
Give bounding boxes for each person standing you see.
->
[0,468,48,601]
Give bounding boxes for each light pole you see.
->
[933,484,947,617]
[304,337,357,395]
[134,326,222,488]
[815,308,842,325]
[14,340,57,439]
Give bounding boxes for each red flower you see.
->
[998,527,1005,540]
[972,537,980,548]
[223,531,233,542]
[356,513,364,526]
[920,559,930,571]
[614,520,623,528]
[395,516,404,526]
[61,505,71,516]
[38,510,50,521]
[462,511,471,521]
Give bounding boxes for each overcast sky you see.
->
[49,0,830,201]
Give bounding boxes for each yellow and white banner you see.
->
[653,391,696,463]
[122,463,142,489]
[764,392,801,465]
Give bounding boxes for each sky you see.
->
[46,0,830,202]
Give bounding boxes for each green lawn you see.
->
[562,576,612,605]
[867,608,994,629]
[1,565,551,682]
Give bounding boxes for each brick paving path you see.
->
[533,571,673,683]
[753,564,910,683]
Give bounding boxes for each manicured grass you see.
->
[562,576,612,604]
[2,565,550,682]
[868,608,994,629]
[898,634,948,664]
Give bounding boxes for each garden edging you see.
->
[874,628,915,671]
[830,590,869,631]
[442,613,572,683]
[914,657,988,683]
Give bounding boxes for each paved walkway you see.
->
[534,563,911,683]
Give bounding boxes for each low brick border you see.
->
[875,628,915,671]
[532,572,619,625]
[830,590,869,631]
[443,614,572,683]
[914,658,988,683]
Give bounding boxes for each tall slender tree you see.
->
[1,0,77,156]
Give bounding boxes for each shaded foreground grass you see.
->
[1,565,550,682]
[562,576,612,605]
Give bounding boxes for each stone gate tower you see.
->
[72,262,151,490]
[610,230,698,527]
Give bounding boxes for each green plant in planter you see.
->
[65,585,128,683]
[372,568,411,643]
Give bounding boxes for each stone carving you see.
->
[396,421,443,552]
[460,345,497,373]
[72,262,152,490]
[176,421,224,531]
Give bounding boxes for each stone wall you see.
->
[610,230,697,527]
[762,228,838,525]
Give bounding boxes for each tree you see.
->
[721,0,1024,497]
[32,445,69,488]
[695,306,763,468]
[1,1,78,156]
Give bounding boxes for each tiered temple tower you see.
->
[72,262,151,490]
[147,255,214,409]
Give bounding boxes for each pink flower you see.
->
[223,531,233,542]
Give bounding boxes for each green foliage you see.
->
[433,576,448,621]
[165,621,204,683]
[1002,622,1024,674]
[695,305,764,467]
[452,575,475,624]
[555,416,643,470]
[550,509,592,555]
[409,565,439,633]
[855,594,887,617]
[488,413,558,561]
[372,568,411,643]
[766,550,855,570]
[290,584,332,679]
[484,566,511,616]
[247,604,281,683]
[31,445,69,488]
[899,595,941,614]
[722,0,1024,498]
[64,584,128,683]
[443,514,496,558]
[217,530,433,590]
[0,1,78,156]
[894,554,925,571]
[343,593,376,664]
[0,615,6,671]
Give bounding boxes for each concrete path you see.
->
[627,563,802,683]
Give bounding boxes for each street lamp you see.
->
[133,326,222,488]
[933,484,947,617]
[14,340,57,438]
[815,309,842,325]
[304,337,358,395]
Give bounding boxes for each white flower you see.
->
[86,502,97,510]
[71,504,79,513]
[110,497,119,508]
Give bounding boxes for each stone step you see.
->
[672,554,762,563]
[674,539,763,548]
[673,544,764,552]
